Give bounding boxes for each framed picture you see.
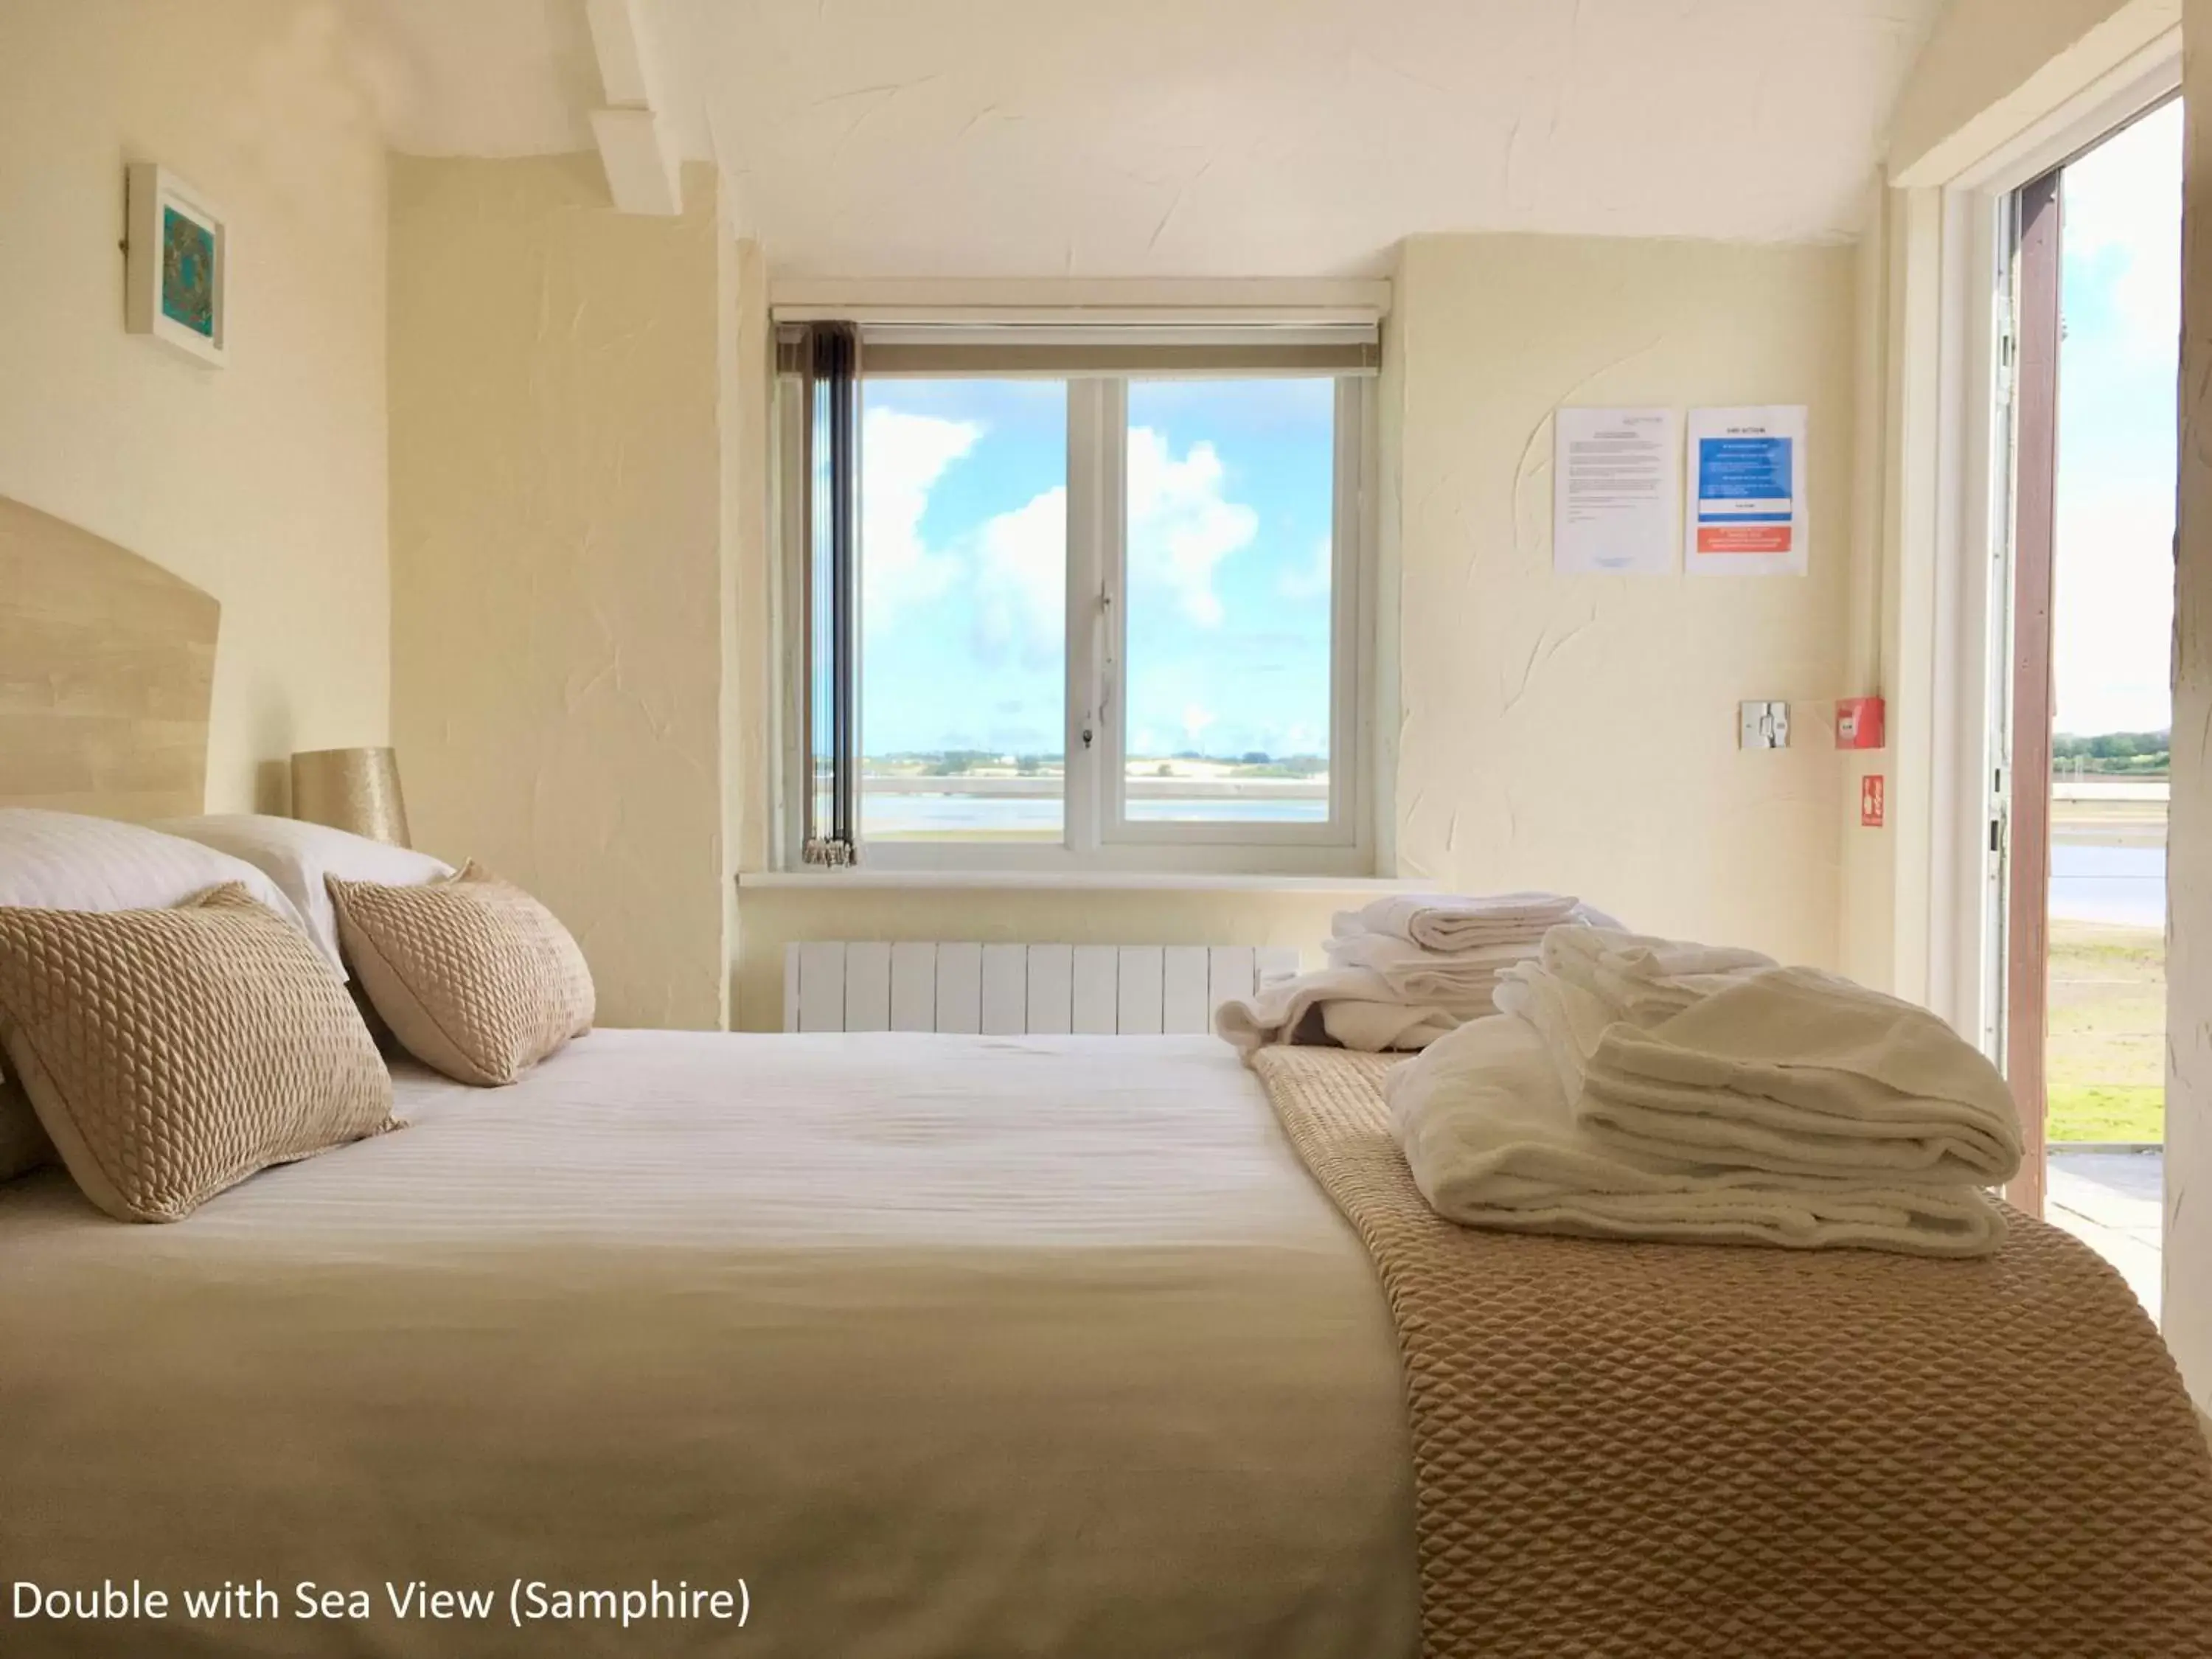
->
[125,163,226,366]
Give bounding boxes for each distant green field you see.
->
[2046,1083,2163,1142]
[2046,920,2164,1143]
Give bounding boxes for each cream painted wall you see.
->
[0,0,389,812]
[718,223,773,1026]
[1389,235,1856,970]
[1888,0,2177,184]
[1838,187,1899,995]
[2165,0,2211,1413]
[389,156,732,1031]
[726,236,1859,1023]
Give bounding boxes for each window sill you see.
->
[737,869,1422,895]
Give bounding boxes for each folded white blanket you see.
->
[1335,891,1593,953]
[1214,966,1455,1057]
[1496,963,2023,1183]
[1321,932,1533,1011]
[1388,1012,2008,1257]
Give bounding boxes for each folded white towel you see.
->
[1540,926,1773,1025]
[1321,999,1459,1053]
[1496,962,2023,1184]
[1214,965,1456,1057]
[1388,1012,2008,1257]
[1322,932,1532,1011]
[1335,891,1590,953]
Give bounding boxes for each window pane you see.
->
[1122,379,1335,824]
[859,378,1067,843]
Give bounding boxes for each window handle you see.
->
[1085,588,1115,751]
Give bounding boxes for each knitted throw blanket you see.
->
[1252,1046,2212,1658]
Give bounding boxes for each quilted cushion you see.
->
[327,862,594,1086]
[0,885,396,1222]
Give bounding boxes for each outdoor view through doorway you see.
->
[2028,100,2181,1318]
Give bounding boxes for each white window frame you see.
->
[772,317,1382,877]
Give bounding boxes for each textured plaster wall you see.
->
[1838,188,1899,995]
[1388,235,1856,969]
[0,0,389,812]
[389,155,731,1030]
[1888,0,2177,184]
[2166,0,2212,1412]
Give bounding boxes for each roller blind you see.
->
[772,313,1380,378]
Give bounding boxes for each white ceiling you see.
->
[349,0,1945,276]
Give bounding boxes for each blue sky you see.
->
[858,377,1335,760]
[2053,99,2181,737]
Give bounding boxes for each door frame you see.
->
[1881,41,2178,1209]
[2001,168,2064,1216]
[1967,80,2180,1214]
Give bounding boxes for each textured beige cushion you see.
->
[327,861,594,1086]
[0,885,396,1222]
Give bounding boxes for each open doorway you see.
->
[1996,99,2181,1318]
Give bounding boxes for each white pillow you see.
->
[0,808,311,931]
[154,815,453,974]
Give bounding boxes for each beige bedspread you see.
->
[0,1032,1419,1659]
[1254,1046,2212,1659]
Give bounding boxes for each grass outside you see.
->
[2046,919,2165,1143]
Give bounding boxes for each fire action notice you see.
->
[1685,406,1809,577]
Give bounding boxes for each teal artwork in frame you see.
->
[160,206,216,338]
[125,163,226,365]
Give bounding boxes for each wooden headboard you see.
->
[0,494,220,820]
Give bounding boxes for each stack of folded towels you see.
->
[1216,891,1614,1055]
[1388,927,2024,1257]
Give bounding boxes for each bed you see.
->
[1,1032,1421,1658]
[9,496,2212,1658]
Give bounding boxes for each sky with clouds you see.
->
[858,377,1335,762]
[2052,98,2180,738]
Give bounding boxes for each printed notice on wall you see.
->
[1685,406,1809,575]
[1552,407,1680,574]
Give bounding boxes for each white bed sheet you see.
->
[0,1030,1419,1658]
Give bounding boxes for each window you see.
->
[777,317,1377,874]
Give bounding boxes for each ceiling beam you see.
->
[583,0,681,215]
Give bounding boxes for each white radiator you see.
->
[782,942,1302,1035]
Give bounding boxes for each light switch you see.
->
[1739,700,1790,749]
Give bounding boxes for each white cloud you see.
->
[1180,703,1218,749]
[862,411,1260,672]
[2052,487,2174,735]
[861,407,976,630]
[974,485,1067,663]
[2063,101,2182,362]
[1127,427,1258,627]
[1278,535,1333,601]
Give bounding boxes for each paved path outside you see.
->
[2047,1148,2163,1322]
